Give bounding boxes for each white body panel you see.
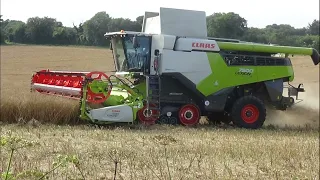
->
[46,71,90,74]
[159,7,207,38]
[142,7,207,38]
[160,50,212,85]
[151,34,176,50]
[148,34,217,84]
[32,83,81,96]
[141,11,159,32]
[149,34,176,75]
[144,16,161,34]
[89,104,133,122]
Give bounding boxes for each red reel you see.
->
[31,70,48,92]
[55,75,66,86]
[85,71,112,104]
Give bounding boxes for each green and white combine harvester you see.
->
[30,7,319,129]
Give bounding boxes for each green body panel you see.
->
[79,74,148,123]
[103,94,125,106]
[88,80,110,95]
[217,42,313,55]
[257,66,294,82]
[196,53,294,96]
[132,80,147,98]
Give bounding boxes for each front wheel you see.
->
[231,95,266,129]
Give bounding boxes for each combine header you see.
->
[30,7,319,129]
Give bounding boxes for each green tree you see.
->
[293,27,307,36]
[307,19,319,35]
[4,20,26,43]
[241,27,268,43]
[82,11,112,46]
[263,24,300,45]
[0,15,10,44]
[311,37,319,51]
[206,12,247,39]
[136,15,144,28]
[73,23,87,45]
[0,15,5,44]
[52,26,77,45]
[108,17,141,32]
[0,12,318,50]
[25,17,58,44]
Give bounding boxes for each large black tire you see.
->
[231,95,266,129]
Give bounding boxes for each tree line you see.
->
[0,12,319,51]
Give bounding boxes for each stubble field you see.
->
[0,45,319,179]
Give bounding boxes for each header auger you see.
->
[30,7,319,129]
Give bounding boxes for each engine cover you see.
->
[89,104,133,122]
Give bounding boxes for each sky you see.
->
[1,0,319,28]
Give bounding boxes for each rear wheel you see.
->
[231,95,266,129]
[178,104,200,126]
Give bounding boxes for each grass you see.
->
[0,45,319,179]
[0,45,114,124]
[0,124,319,179]
[0,94,80,124]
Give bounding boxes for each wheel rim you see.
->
[168,116,178,125]
[241,104,259,124]
[137,104,159,125]
[157,116,169,124]
[179,104,200,126]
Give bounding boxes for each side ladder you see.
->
[146,75,161,118]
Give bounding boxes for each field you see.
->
[0,45,319,179]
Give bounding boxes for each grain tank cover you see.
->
[142,7,208,38]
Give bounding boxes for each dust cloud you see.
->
[264,83,319,129]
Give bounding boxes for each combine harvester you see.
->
[30,7,319,129]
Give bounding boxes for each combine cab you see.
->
[30,7,319,129]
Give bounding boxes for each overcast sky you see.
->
[1,0,319,28]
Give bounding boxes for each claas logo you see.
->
[192,42,215,49]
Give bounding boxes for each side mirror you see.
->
[154,49,159,56]
[133,36,138,49]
